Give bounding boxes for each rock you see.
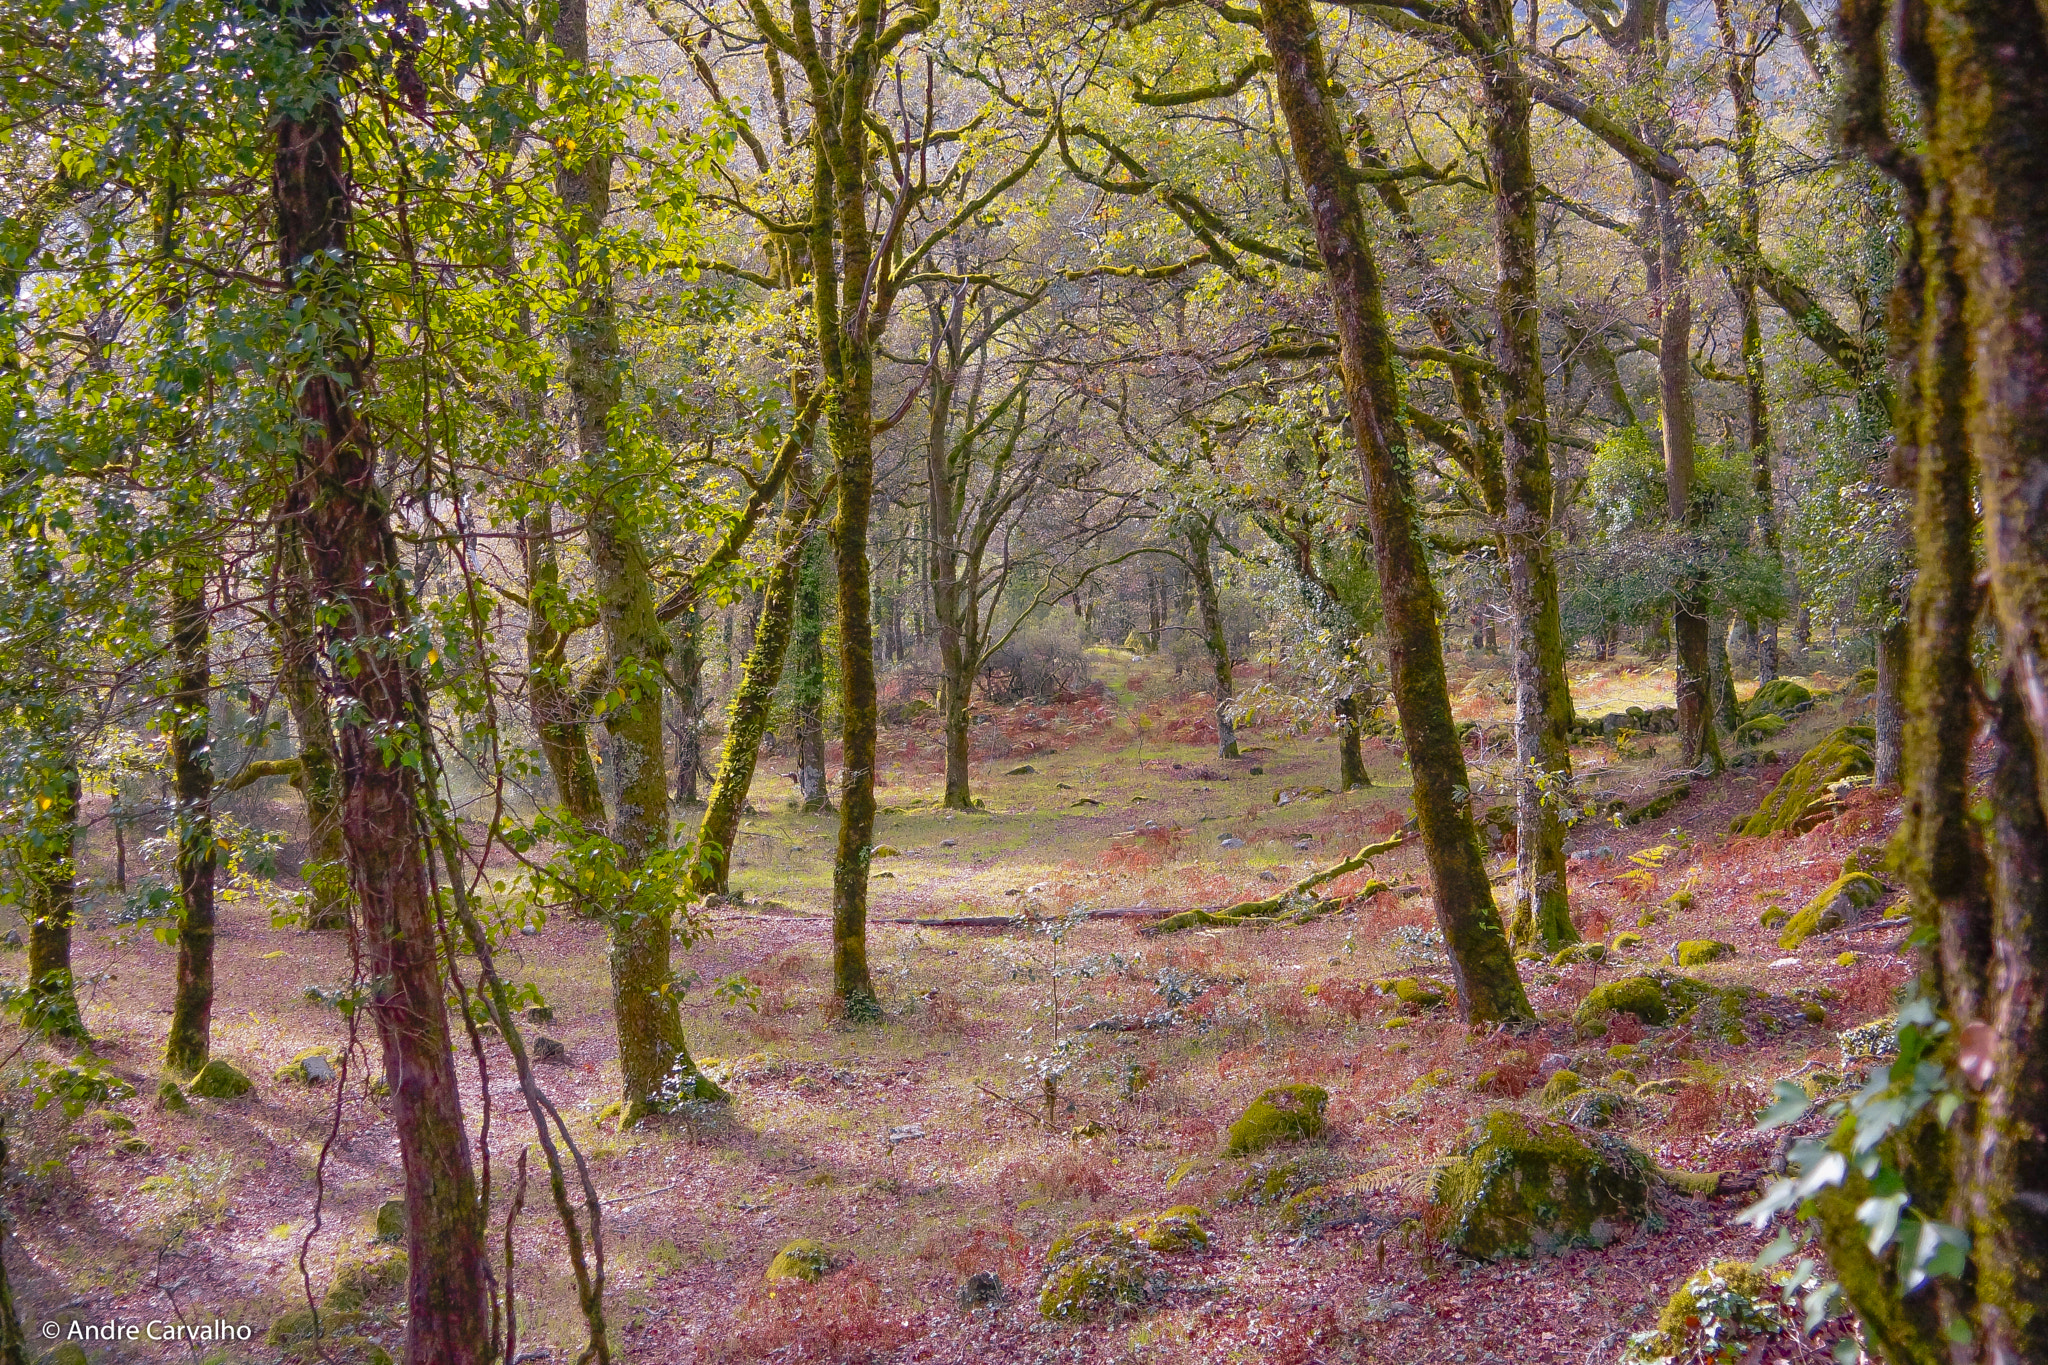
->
[1552,1087,1632,1129]
[519,922,541,936]
[1839,1016,1898,1069]
[187,1059,252,1100]
[1038,1221,1150,1319]
[1621,1262,1790,1364]
[1539,1070,1584,1105]
[1672,939,1736,967]
[375,1198,407,1244]
[1223,1084,1328,1156]
[1218,835,1245,849]
[1778,870,1884,948]
[1119,1205,1208,1252]
[86,1108,134,1132]
[276,1048,338,1085]
[1550,942,1607,966]
[525,1005,553,1024]
[1610,932,1643,951]
[1258,871,1279,882]
[155,1079,189,1112]
[0,929,20,950]
[1742,678,1813,721]
[531,1036,568,1064]
[113,1136,151,1157]
[1006,764,1036,775]
[1735,726,1875,837]
[47,1346,90,1365]
[871,845,899,858]
[1430,1110,1653,1260]
[1375,977,1448,1012]
[765,1238,834,1283]
[1280,1185,1377,1235]
[957,1270,1003,1308]
[1759,904,1790,929]
[940,838,957,848]
[1293,839,1313,850]
[1249,766,1263,775]
[1735,712,1787,743]
[324,1247,408,1311]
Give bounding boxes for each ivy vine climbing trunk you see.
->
[553,0,719,1115]
[1256,0,1530,1023]
[268,0,487,1350]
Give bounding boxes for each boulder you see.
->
[765,1238,834,1284]
[1621,1261,1790,1365]
[375,1199,407,1244]
[276,1048,338,1085]
[187,1059,252,1100]
[1118,1206,1208,1252]
[1735,727,1875,837]
[1741,679,1812,721]
[1375,977,1447,1011]
[1779,869,1885,949]
[155,1079,189,1113]
[1037,1222,1149,1318]
[1222,1084,1328,1156]
[1672,939,1736,967]
[1430,1111,1652,1260]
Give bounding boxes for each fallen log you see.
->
[1146,835,1405,934]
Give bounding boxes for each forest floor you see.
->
[1,645,1906,1365]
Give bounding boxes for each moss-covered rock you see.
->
[324,1248,407,1311]
[1552,1087,1631,1129]
[1550,942,1607,966]
[1736,727,1875,837]
[1576,974,1682,1026]
[1038,1222,1150,1318]
[270,1306,370,1348]
[374,1199,406,1244]
[765,1238,834,1283]
[1611,932,1643,952]
[1778,871,1884,948]
[1672,939,1736,967]
[1621,1261,1789,1364]
[276,1048,338,1086]
[1430,1111,1652,1260]
[1839,1016,1898,1068]
[1759,904,1790,930]
[1539,1070,1585,1105]
[1118,1206,1207,1252]
[1375,977,1447,1011]
[1742,679,1812,721]
[155,1079,189,1112]
[187,1058,252,1099]
[1735,712,1787,743]
[86,1108,135,1132]
[1279,1184,1376,1235]
[1222,1084,1328,1156]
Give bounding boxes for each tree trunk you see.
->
[1185,518,1240,759]
[671,610,706,806]
[554,0,718,1114]
[275,529,349,930]
[23,757,84,1040]
[1476,6,1577,951]
[1710,614,1742,733]
[792,531,831,812]
[1336,695,1370,790]
[694,477,813,895]
[1257,0,1529,1023]
[1873,621,1908,787]
[519,468,606,834]
[163,549,215,1074]
[269,0,488,1347]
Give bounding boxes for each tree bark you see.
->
[670,610,707,806]
[1185,518,1240,759]
[23,757,84,1041]
[0,1116,25,1365]
[1874,620,1908,787]
[1475,2,1578,951]
[1257,0,1529,1023]
[162,548,215,1074]
[1335,695,1370,790]
[275,529,349,930]
[553,0,718,1115]
[269,0,487,1348]
[1709,614,1742,733]
[791,530,831,812]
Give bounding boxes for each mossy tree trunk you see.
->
[553,0,716,1113]
[1834,0,2048,1354]
[1184,516,1240,760]
[275,529,348,930]
[1874,620,1907,787]
[23,755,84,1041]
[1257,0,1530,1023]
[268,0,488,1349]
[693,471,814,894]
[1473,2,1577,951]
[791,530,831,813]
[1335,695,1370,790]
[162,543,215,1074]
[670,609,707,806]
[519,458,606,834]
[1709,615,1742,733]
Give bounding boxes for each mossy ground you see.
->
[0,650,1890,1362]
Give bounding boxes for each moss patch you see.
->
[1375,977,1447,1011]
[1735,727,1874,837]
[1539,1070,1584,1105]
[1673,939,1735,966]
[1430,1110,1652,1260]
[1222,1084,1328,1157]
[1742,679,1811,720]
[1118,1206,1208,1252]
[1621,1261,1789,1364]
